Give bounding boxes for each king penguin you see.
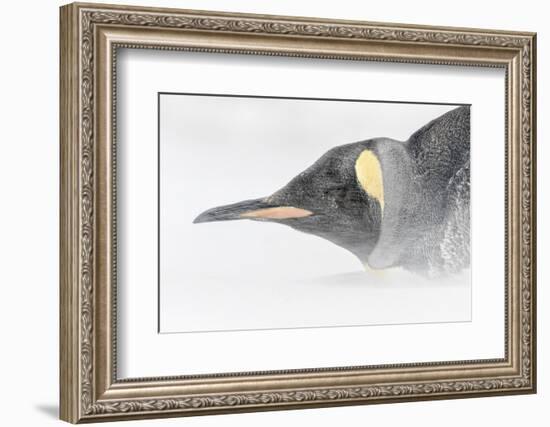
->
[193,106,470,277]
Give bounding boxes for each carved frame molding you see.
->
[60,2,536,423]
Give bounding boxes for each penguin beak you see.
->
[193,198,313,224]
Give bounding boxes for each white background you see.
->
[0,0,545,426]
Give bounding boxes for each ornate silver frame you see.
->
[60,2,536,423]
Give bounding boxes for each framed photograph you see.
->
[60,2,537,423]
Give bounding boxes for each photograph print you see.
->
[159,93,471,334]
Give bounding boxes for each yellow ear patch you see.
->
[355,149,384,212]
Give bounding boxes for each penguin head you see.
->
[193,141,385,262]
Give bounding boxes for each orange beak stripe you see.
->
[241,206,313,220]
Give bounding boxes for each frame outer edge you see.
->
[69,1,536,37]
[60,3,81,424]
[59,2,537,422]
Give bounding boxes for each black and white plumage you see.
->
[194,106,470,277]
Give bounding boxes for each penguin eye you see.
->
[324,169,336,178]
[324,185,348,200]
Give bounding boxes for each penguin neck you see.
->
[364,138,419,270]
